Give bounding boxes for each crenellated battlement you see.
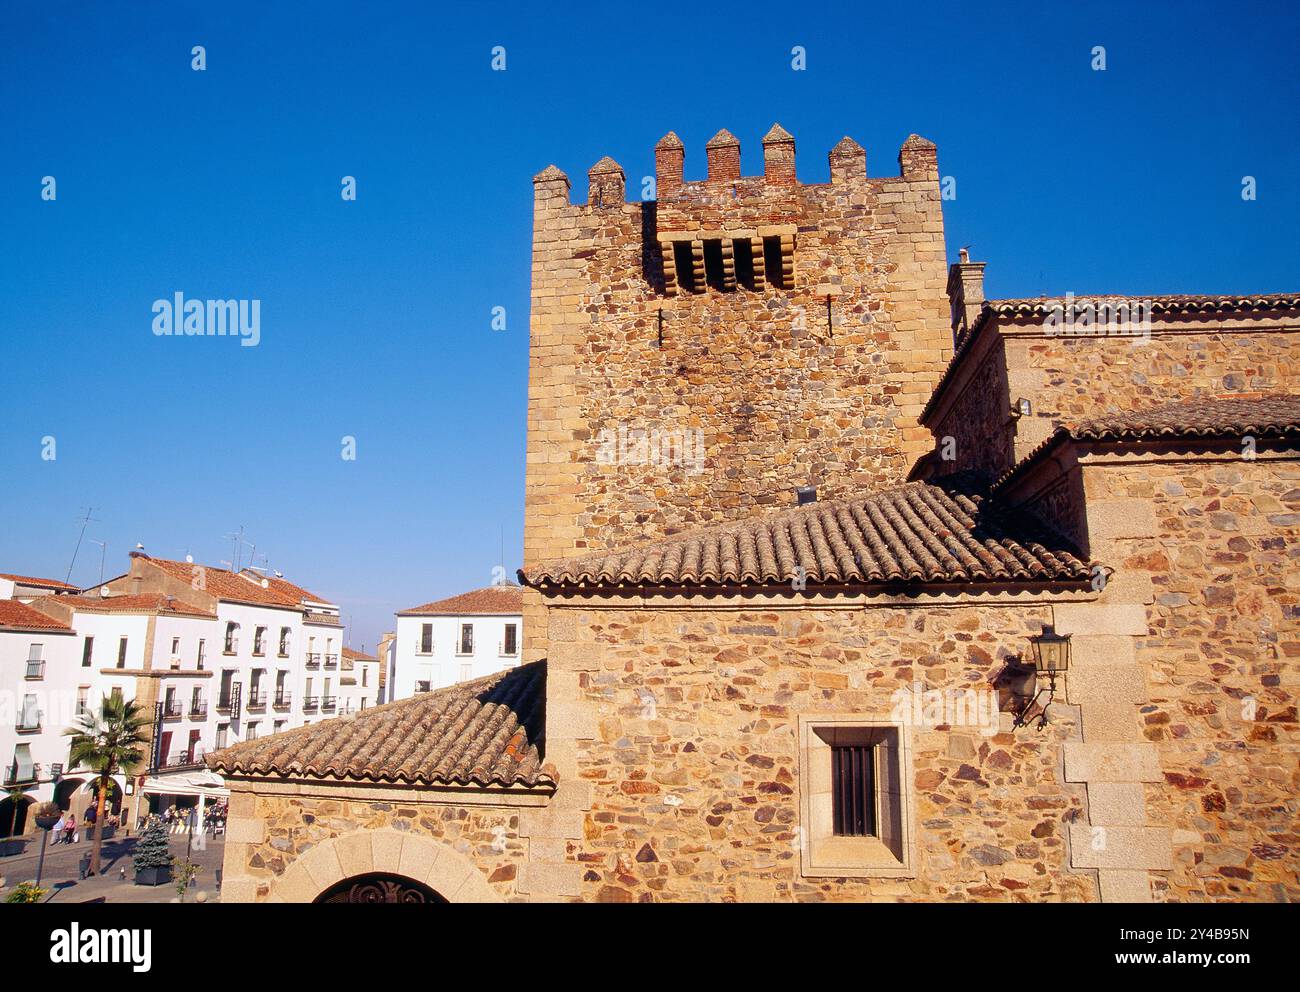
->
[525,122,954,574]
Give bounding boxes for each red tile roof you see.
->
[0,600,73,631]
[245,572,333,606]
[995,395,1300,491]
[207,661,553,788]
[0,572,79,591]
[521,477,1090,590]
[341,647,376,661]
[52,593,215,618]
[140,557,334,610]
[397,585,524,616]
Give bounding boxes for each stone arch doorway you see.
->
[0,794,33,838]
[263,828,503,903]
[79,778,123,817]
[54,778,88,814]
[314,872,449,904]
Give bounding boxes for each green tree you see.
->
[64,695,152,876]
[133,817,171,873]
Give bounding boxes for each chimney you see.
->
[587,156,625,207]
[762,123,796,185]
[705,129,741,185]
[946,247,986,345]
[655,132,684,197]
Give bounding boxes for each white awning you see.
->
[140,769,229,799]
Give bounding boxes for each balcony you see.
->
[16,715,42,733]
[24,660,46,680]
[223,640,239,655]
[3,763,38,786]
[159,750,201,770]
[305,653,321,669]
[302,695,319,712]
[162,701,184,720]
[273,692,292,710]
[324,654,339,669]
[215,695,235,714]
[190,702,208,719]
[246,689,267,711]
[321,695,337,712]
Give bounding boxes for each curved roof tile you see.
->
[521,477,1090,590]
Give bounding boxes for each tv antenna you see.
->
[88,539,107,586]
[66,506,100,584]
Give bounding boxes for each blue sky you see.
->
[1,0,1296,649]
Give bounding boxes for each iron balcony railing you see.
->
[216,694,235,713]
[16,714,42,733]
[273,691,292,709]
[321,695,337,711]
[4,762,39,786]
[305,653,321,669]
[190,702,208,718]
[246,689,267,709]
[324,654,339,669]
[162,701,184,718]
[24,660,46,679]
[302,695,319,711]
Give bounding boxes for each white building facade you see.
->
[391,585,523,700]
[0,552,348,837]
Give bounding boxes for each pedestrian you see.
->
[63,812,77,845]
[52,811,66,844]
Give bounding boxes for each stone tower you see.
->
[524,125,954,580]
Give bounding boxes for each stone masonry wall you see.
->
[220,786,534,902]
[924,313,1300,481]
[543,597,1100,902]
[1007,316,1299,466]
[524,130,954,580]
[1078,452,1300,901]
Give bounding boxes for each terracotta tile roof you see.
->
[0,572,79,591]
[521,477,1090,590]
[207,661,554,788]
[921,292,1300,423]
[247,572,334,606]
[140,557,332,610]
[995,394,1300,491]
[397,585,524,616]
[340,646,376,671]
[983,293,1300,318]
[50,593,215,618]
[0,599,73,631]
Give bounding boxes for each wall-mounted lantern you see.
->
[1010,397,1032,419]
[1012,625,1071,730]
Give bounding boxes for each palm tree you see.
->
[64,695,152,876]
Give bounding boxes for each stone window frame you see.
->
[798,714,916,879]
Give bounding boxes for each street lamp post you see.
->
[32,803,63,888]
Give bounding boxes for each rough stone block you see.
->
[1063,742,1162,783]
[1053,603,1149,637]
[1087,500,1158,541]
[1067,666,1147,705]
[1069,825,1173,870]
[1087,782,1147,826]
[1098,869,1153,903]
